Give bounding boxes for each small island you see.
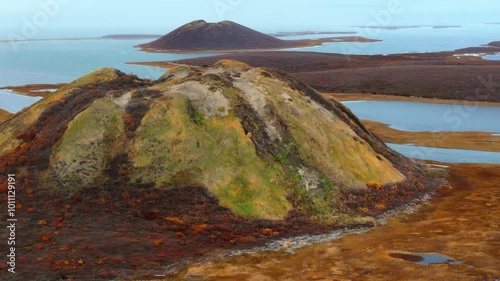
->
[138,20,380,53]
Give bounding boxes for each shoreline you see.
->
[360,119,500,152]
[324,92,500,107]
[0,83,66,97]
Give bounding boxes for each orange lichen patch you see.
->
[190,224,208,235]
[37,220,47,226]
[165,217,184,225]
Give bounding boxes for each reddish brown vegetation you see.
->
[173,51,500,102]
[1,179,333,280]
[344,178,439,216]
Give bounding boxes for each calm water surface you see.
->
[0,89,42,113]
[342,100,500,133]
[0,39,220,87]
[283,24,500,55]
[483,54,500,60]
[387,143,500,164]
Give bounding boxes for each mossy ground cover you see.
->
[131,94,291,219]
[49,98,124,193]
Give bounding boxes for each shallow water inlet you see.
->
[388,252,462,265]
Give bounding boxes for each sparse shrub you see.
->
[261,228,274,235]
[357,207,369,213]
[40,233,52,242]
[191,110,204,125]
[366,180,382,190]
[25,188,34,196]
[124,102,149,132]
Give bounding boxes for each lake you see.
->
[339,100,500,163]
[484,54,500,61]
[0,89,42,113]
[0,39,221,87]
[342,100,500,133]
[283,24,500,55]
[387,143,500,164]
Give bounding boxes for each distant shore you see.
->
[137,49,500,102]
[354,25,462,30]
[0,34,161,43]
[269,31,357,37]
[0,83,65,97]
[325,92,500,107]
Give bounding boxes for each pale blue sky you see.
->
[1,0,499,38]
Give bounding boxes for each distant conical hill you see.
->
[139,20,309,51]
[0,61,442,280]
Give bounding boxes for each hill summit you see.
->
[0,61,441,280]
[140,20,311,51]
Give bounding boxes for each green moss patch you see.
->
[131,94,291,219]
[48,98,125,193]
